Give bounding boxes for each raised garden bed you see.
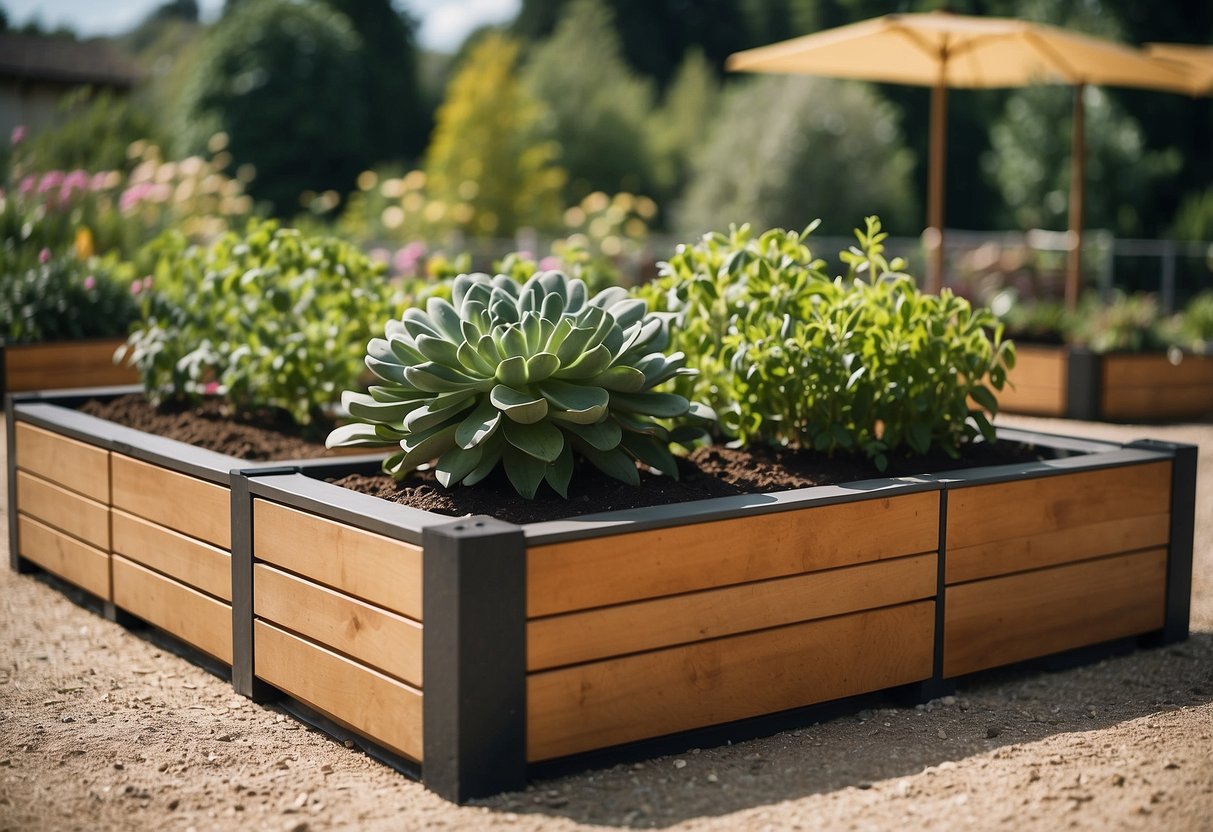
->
[1,339,138,400]
[1000,344,1213,421]
[4,386,367,668]
[5,386,1197,802]
[230,426,1195,802]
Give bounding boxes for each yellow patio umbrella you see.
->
[1146,44,1213,95]
[727,11,1192,305]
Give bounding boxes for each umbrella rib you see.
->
[1020,29,1083,84]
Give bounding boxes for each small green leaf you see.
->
[495,355,529,386]
[544,443,574,498]
[435,444,484,488]
[502,444,547,499]
[455,397,501,449]
[325,422,390,448]
[610,391,690,418]
[560,417,622,451]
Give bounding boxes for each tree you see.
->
[521,0,657,201]
[174,0,369,216]
[985,84,1180,236]
[648,49,720,203]
[423,34,566,237]
[316,0,429,163]
[676,75,918,239]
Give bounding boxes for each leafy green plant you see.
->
[120,220,403,429]
[1173,291,1213,353]
[1071,291,1169,354]
[327,271,709,499]
[642,218,1014,470]
[0,250,138,343]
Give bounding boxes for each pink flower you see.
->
[130,281,142,296]
[83,275,97,291]
[11,125,25,146]
[38,248,51,264]
[18,176,35,196]
[369,247,391,264]
[142,275,153,291]
[37,171,64,194]
[392,240,427,276]
[204,381,220,395]
[538,255,564,271]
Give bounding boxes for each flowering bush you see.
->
[0,248,138,343]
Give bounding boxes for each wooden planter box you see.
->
[229,427,1195,802]
[1001,344,1213,421]
[1,339,138,399]
[4,386,366,667]
[5,387,1196,802]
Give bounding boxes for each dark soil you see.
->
[79,393,334,461]
[74,393,1048,524]
[333,439,1045,525]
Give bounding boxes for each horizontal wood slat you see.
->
[255,620,423,763]
[253,500,423,621]
[947,462,1170,553]
[943,548,1167,677]
[111,454,230,549]
[527,601,935,761]
[527,491,938,618]
[254,565,422,688]
[111,509,231,602]
[15,470,110,549]
[528,553,936,671]
[18,514,110,599]
[999,346,1068,416]
[4,338,136,392]
[1102,353,1213,387]
[15,421,109,501]
[111,555,233,664]
[1101,383,1213,421]
[947,512,1170,584]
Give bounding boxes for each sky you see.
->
[2,0,521,52]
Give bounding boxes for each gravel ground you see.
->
[1,412,1211,832]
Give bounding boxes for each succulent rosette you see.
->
[328,271,711,498]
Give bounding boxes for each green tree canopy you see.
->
[423,33,566,237]
[521,0,657,201]
[174,0,369,215]
[677,75,918,238]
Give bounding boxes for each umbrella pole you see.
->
[926,79,947,294]
[1065,83,1086,311]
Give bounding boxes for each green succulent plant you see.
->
[328,270,709,499]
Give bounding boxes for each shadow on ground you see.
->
[481,632,1213,828]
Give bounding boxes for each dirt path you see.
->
[2,413,1211,831]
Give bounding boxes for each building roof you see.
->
[0,32,143,88]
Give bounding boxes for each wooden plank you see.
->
[255,620,423,763]
[15,470,110,549]
[527,491,939,618]
[18,514,110,599]
[111,454,230,549]
[253,500,422,621]
[943,548,1167,677]
[112,509,231,602]
[528,553,936,671]
[947,462,1170,552]
[111,555,233,664]
[15,421,109,501]
[998,346,1067,416]
[5,338,137,392]
[255,564,422,688]
[527,601,934,761]
[947,513,1170,584]
[1101,383,1213,421]
[1102,352,1213,387]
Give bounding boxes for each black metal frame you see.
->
[4,392,1199,803]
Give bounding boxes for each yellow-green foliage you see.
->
[423,34,566,238]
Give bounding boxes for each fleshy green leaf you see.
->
[326,422,390,448]
[560,417,622,451]
[544,443,574,498]
[455,397,501,449]
[502,444,547,499]
[503,418,564,462]
[490,384,549,424]
[435,444,483,488]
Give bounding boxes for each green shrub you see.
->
[120,220,403,429]
[0,250,138,343]
[1070,291,1169,354]
[328,271,709,499]
[641,218,1014,470]
[1175,291,1213,352]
